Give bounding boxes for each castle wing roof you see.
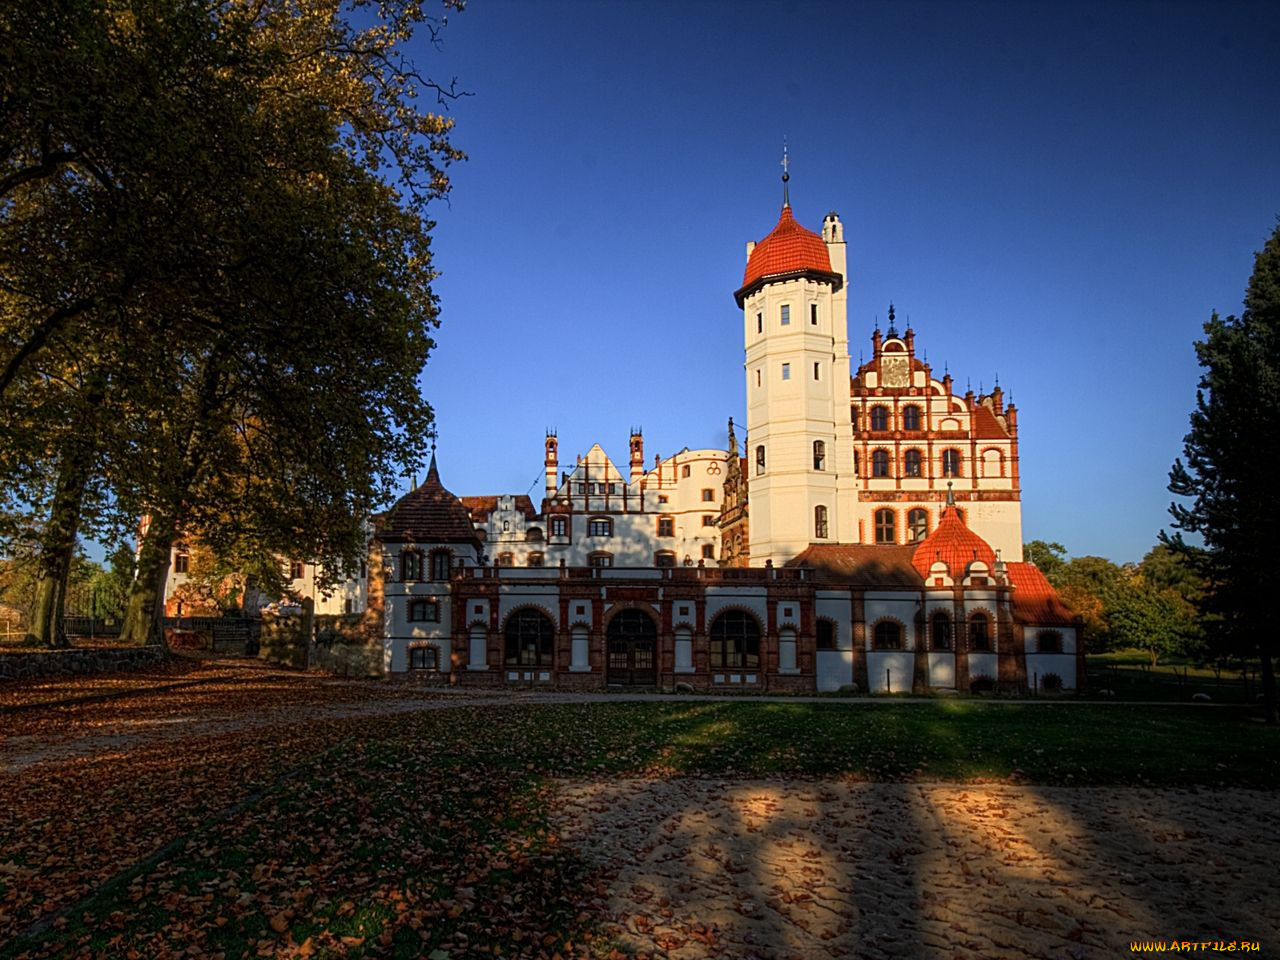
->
[459,495,537,523]
[1007,562,1077,625]
[786,544,921,587]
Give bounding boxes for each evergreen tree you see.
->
[1167,222,1280,723]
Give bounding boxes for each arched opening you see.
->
[873,620,902,650]
[907,508,929,543]
[930,612,952,651]
[504,608,554,668]
[709,610,761,670]
[969,612,991,651]
[606,609,657,686]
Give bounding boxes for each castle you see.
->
[369,185,1081,693]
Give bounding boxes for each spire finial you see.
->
[781,138,790,208]
[887,302,897,337]
[946,480,955,508]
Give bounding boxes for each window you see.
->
[931,613,952,651]
[853,449,860,476]
[408,598,439,623]
[588,552,613,568]
[409,646,439,670]
[903,449,922,477]
[709,611,760,669]
[430,550,451,581]
[874,508,896,544]
[755,369,761,387]
[344,598,354,614]
[755,445,765,475]
[813,361,821,380]
[981,448,1004,478]
[497,552,514,567]
[701,488,715,502]
[756,312,763,333]
[1037,630,1063,653]
[360,559,367,580]
[907,508,929,543]
[682,464,691,478]
[969,612,991,651]
[173,545,190,575]
[504,608,554,667]
[551,516,567,537]
[290,560,305,581]
[589,517,613,537]
[781,363,791,380]
[400,550,422,582]
[816,619,836,651]
[870,406,889,431]
[902,405,921,431]
[810,303,818,325]
[658,495,668,504]
[942,449,962,477]
[527,553,544,567]
[576,482,586,494]
[526,527,543,542]
[815,505,829,539]
[780,304,790,325]
[654,551,676,568]
[813,440,825,470]
[873,620,902,650]
[701,544,715,559]
[872,449,889,477]
[657,516,674,537]
[701,515,716,526]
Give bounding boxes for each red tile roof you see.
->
[459,495,537,523]
[1006,562,1077,625]
[380,456,481,545]
[786,544,922,587]
[734,206,842,305]
[911,505,997,579]
[972,403,1010,439]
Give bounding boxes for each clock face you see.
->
[881,356,909,388]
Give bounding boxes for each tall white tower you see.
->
[735,171,856,565]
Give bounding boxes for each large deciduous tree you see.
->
[1167,222,1280,723]
[0,0,465,645]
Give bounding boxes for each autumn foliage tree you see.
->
[1,0,465,644]
[1167,222,1280,723]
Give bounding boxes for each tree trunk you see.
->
[1260,649,1277,725]
[121,513,175,646]
[26,433,99,648]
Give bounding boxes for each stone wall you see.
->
[0,645,169,681]
[258,614,307,668]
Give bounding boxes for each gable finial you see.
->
[946,480,955,508]
[781,138,790,208]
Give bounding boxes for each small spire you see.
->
[886,302,897,337]
[946,480,955,508]
[780,138,790,208]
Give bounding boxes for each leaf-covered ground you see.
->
[2,664,1277,958]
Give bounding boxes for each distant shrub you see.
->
[969,674,996,694]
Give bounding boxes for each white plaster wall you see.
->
[1026,654,1077,690]
[927,652,956,688]
[967,652,998,682]
[864,593,921,649]
[816,650,852,691]
[704,587,768,626]
[497,585,560,628]
[814,593,853,649]
[867,651,914,692]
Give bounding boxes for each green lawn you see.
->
[1086,648,1267,703]
[7,700,1279,959]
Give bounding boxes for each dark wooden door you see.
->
[607,609,657,685]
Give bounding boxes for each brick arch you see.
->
[706,604,765,634]
[601,601,660,631]
[869,616,908,650]
[499,603,557,632]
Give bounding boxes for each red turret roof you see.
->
[911,505,997,579]
[734,205,842,306]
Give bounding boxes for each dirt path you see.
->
[552,778,1280,960]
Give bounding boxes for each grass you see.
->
[6,700,1279,959]
[1086,648,1267,703]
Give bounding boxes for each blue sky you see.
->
[408,0,1279,565]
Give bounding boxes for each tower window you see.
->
[813,440,825,471]
[942,449,962,477]
[853,449,860,476]
[682,464,691,477]
[902,405,921,431]
[813,362,820,380]
[872,449,889,477]
[756,312,763,333]
[701,488,715,501]
[701,515,716,526]
[907,508,929,543]
[815,505,829,539]
[874,508,896,544]
[870,406,889,431]
[755,368,761,387]
[904,449,922,477]
[810,304,818,325]
[780,304,790,325]
[701,544,715,559]
[755,445,765,475]
[781,363,791,380]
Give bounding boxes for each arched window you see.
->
[969,612,991,651]
[527,553,544,567]
[504,608,554,667]
[400,550,423,582]
[755,445,766,475]
[907,508,929,543]
[525,527,544,542]
[903,449,922,477]
[497,552,514,567]
[654,551,676,568]
[874,508,896,544]
[429,550,451,581]
[902,405,921,431]
[981,448,1004,478]
[930,612,952,650]
[872,449,890,477]
[873,621,902,650]
[814,505,829,539]
[870,406,889,431]
[588,517,613,537]
[813,440,826,471]
[816,619,837,651]
[709,611,760,669]
[588,552,613,568]
[942,449,962,477]
[1037,630,1062,653]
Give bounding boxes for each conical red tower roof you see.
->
[911,505,997,579]
[734,205,842,306]
[380,455,480,545]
